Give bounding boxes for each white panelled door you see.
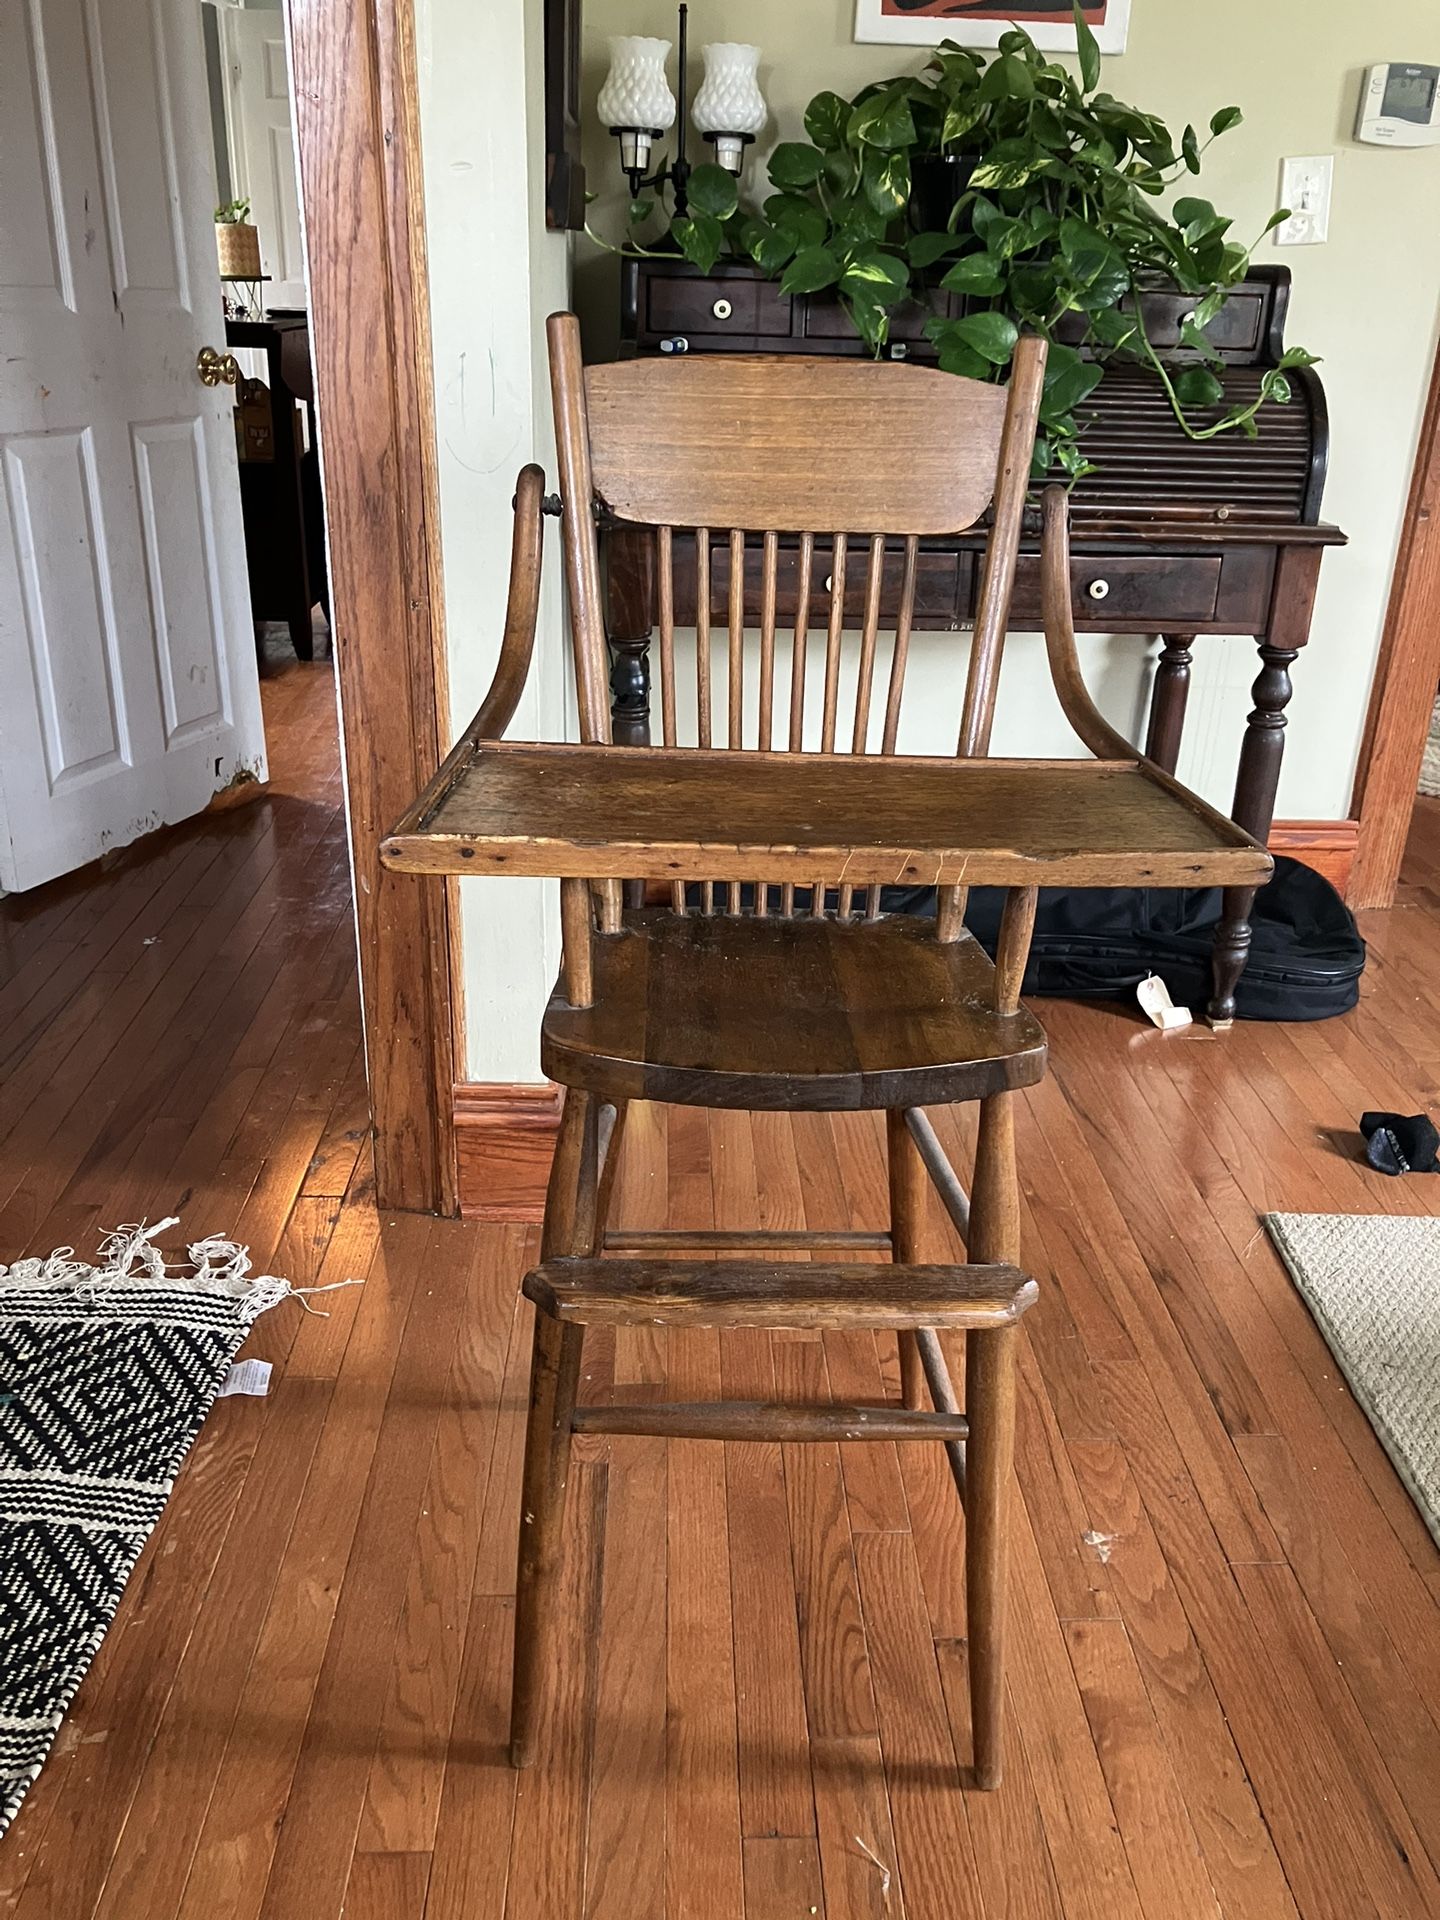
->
[0,0,266,893]
[222,7,305,310]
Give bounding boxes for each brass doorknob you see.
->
[197,346,241,388]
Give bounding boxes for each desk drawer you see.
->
[645,274,793,343]
[1005,553,1223,630]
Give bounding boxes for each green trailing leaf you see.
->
[804,91,852,151]
[823,148,859,197]
[835,200,890,247]
[780,245,842,295]
[765,194,829,250]
[768,142,827,190]
[979,53,1035,103]
[970,138,1047,188]
[686,164,739,221]
[841,248,909,299]
[1072,0,1102,94]
[1088,307,1139,350]
[1077,257,1132,312]
[1059,216,1119,287]
[671,214,724,275]
[848,87,917,150]
[1181,124,1201,172]
[941,102,984,148]
[1174,366,1225,408]
[1055,439,1098,483]
[863,149,912,218]
[908,230,968,269]
[628,197,656,226]
[1210,105,1243,136]
[950,310,1019,365]
[940,253,1005,296]
[1179,318,1223,363]
[1261,370,1292,404]
[742,217,795,274]
[1041,355,1104,418]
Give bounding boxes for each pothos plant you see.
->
[617,2,1315,482]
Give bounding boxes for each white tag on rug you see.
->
[218,1358,272,1398]
[1137,973,1192,1031]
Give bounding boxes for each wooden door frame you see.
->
[286,0,461,1212]
[1349,327,1440,909]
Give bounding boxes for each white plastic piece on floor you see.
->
[1137,973,1193,1031]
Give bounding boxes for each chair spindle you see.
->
[782,533,815,916]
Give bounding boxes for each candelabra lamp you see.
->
[596,4,766,217]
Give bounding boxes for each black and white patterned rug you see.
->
[0,1220,315,1837]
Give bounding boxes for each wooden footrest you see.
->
[523,1258,1038,1331]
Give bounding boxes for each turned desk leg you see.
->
[1209,641,1299,1023]
[1145,633,1194,775]
[1208,548,1321,1026]
[604,527,654,906]
[605,525,655,748]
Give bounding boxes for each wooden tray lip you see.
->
[381,739,1273,890]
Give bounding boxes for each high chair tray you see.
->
[380,741,1272,891]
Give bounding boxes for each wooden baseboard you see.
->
[1269,818,1360,897]
[453,1082,563,1221]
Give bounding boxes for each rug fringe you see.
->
[0,1219,361,1322]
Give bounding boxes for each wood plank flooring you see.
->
[2,653,1438,1919]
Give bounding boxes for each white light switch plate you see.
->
[1275,154,1334,246]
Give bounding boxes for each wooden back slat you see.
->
[584,353,1010,535]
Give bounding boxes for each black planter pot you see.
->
[908,152,980,233]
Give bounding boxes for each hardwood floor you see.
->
[2,661,1439,1919]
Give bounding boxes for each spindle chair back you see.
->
[549,313,1047,931]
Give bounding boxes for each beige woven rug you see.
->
[1266,1213,1440,1547]
[1421,696,1440,798]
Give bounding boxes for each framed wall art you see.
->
[853,0,1131,54]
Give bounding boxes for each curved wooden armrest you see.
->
[472,461,546,741]
[1041,484,1272,879]
[384,464,546,842]
[1040,484,1140,764]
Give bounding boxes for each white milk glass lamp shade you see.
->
[598,36,676,176]
[693,42,766,171]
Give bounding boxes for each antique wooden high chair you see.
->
[382,313,1270,1790]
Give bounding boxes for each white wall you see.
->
[415,0,571,1082]
[577,0,1440,819]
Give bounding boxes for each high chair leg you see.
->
[509,1089,599,1768]
[965,1088,1021,1789]
[886,1107,929,1410]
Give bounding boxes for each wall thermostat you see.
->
[1356,63,1440,145]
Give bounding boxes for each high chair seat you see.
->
[541,907,1048,1110]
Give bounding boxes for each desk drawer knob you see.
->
[1087,578,1111,602]
[711,297,733,320]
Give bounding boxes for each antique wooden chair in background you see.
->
[382,313,1270,1790]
